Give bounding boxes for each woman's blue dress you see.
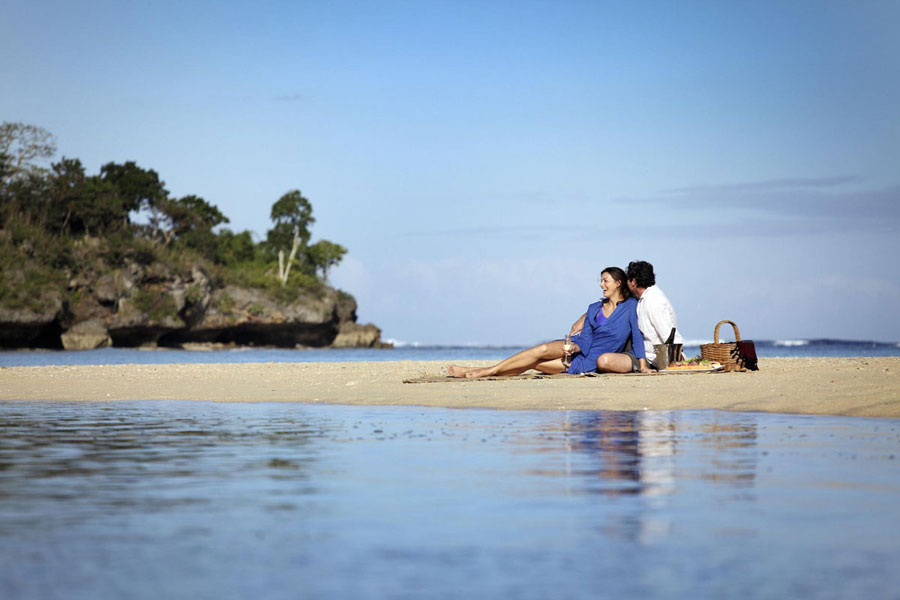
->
[567,297,646,374]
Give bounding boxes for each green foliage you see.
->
[158,194,228,259]
[1,218,75,272]
[1,122,349,319]
[283,270,320,292]
[214,293,235,313]
[100,230,139,267]
[0,122,56,186]
[0,150,10,184]
[306,240,346,282]
[266,189,314,255]
[48,158,128,236]
[0,221,68,312]
[131,288,178,322]
[132,239,158,266]
[1,170,51,228]
[185,285,205,306]
[219,257,321,303]
[268,274,320,303]
[100,161,167,215]
[215,228,257,266]
[0,266,58,313]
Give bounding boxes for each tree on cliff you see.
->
[0,122,56,187]
[2,122,349,301]
[99,162,232,259]
[306,240,346,283]
[158,194,229,256]
[214,228,256,266]
[47,158,125,236]
[264,190,348,287]
[1,123,57,227]
[100,161,167,232]
[267,190,315,286]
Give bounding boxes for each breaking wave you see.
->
[775,340,810,347]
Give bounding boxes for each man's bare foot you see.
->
[447,365,475,378]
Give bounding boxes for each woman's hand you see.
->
[560,339,580,370]
[561,341,580,360]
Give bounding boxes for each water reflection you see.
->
[0,405,765,523]
[510,410,764,545]
[1,402,898,600]
[566,412,642,495]
[0,403,328,533]
[695,414,759,489]
[531,410,759,498]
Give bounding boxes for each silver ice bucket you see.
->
[653,343,683,370]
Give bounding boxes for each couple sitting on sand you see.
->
[448,261,683,379]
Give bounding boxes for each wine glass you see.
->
[562,334,572,368]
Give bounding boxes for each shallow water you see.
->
[1,402,898,599]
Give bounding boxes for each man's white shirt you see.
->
[636,285,682,366]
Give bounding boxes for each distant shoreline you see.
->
[3,343,900,369]
[2,357,898,418]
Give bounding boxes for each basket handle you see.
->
[713,320,742,343]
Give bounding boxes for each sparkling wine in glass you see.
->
[562,334,572,366]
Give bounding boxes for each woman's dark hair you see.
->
[626,260,656,289]
[602,266,631,300]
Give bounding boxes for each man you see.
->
[596,260,683,372]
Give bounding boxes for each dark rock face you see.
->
[0,261,384,350]
[0,296,65,349]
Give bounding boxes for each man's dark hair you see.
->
[627,261,656,289]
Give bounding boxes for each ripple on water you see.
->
[0,401,898,599]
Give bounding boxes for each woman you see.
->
[447,267,649,378]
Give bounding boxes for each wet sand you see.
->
[1,357,898,418]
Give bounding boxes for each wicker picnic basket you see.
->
[701,320,747,372]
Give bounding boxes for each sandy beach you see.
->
[1,356,897,417]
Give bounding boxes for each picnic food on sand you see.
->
[663,358,722,371]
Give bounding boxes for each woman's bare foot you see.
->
[448,364,502,379]
[447,365,476,378]
[464,367,496,379]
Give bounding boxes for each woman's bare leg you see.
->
[596,352,634,373]
[448,340,567,378]
[534,358,568,374]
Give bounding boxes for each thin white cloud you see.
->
[663,175,862,195]
[626,179,900,234]
[400,224,576,238]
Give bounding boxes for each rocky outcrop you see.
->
[0,259,385,350]
[60,318,112,350]
[157,284,343,347]
[331,322,385,348]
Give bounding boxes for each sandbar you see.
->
[1,357,898,418]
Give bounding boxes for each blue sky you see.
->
[3,0,899,345]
